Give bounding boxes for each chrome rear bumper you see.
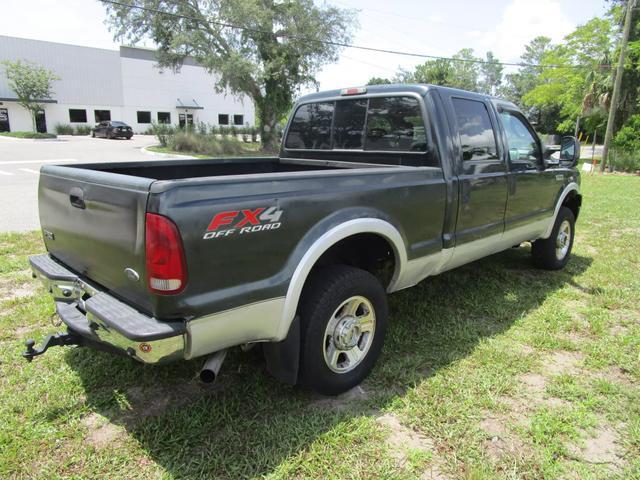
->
[29,254,185,364]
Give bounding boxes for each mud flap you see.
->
[263,315,300,385]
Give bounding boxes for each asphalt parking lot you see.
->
[0,135,179,232]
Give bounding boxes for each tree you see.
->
[479,52,503,96]
[400,49,481,91]
[366,77,392,85]
[101,0,356,151]
[1,60,59,132]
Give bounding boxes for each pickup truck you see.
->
[24,84,582,395]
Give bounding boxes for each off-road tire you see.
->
[298,265,388,395]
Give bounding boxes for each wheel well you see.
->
[310,233,397,289]
[563,191,582,220]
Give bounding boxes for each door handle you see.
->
[69,187,86,209]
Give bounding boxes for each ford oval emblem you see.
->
[124,268,140,282]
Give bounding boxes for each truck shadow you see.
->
[65,246,592,478]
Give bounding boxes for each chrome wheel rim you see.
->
[555,220,571,260]
[323,295,376,374]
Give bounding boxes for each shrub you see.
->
[54,123,74,135]
[251,127,258,143]
[152,122,175,147]
[609,148,640,173]
[74,125,91,136]
[613,115,640,153]
[167,131,246,156]
[197,121,208,135]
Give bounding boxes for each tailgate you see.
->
[38,165,155,313]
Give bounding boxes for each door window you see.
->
[500,111,541,170]
[451,98,499,162]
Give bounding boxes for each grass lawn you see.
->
[1,175,638,479]
[0,131,57,139]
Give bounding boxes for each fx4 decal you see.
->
[203,207,283,240]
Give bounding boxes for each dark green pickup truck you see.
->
[24,84,582,394]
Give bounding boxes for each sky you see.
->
[1,0,610,92]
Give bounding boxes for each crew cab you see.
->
[24,84,582,395]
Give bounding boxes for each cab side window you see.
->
[451,98,499,162]
[500,111,541,170]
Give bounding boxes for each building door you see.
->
[179,113,194,128]
[35,110,47,133]
[0,108,9,132]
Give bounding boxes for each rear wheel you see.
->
[298,265,388,395]
[532,206,575,270]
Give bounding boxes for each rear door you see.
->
[446,95,507,246]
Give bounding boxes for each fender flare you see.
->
[541,182,580,239]
[275,218,408,340]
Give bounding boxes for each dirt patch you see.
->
[519,372,547,394]
[541,351,584,376]
[568,424,624,470]
[376,413,448,479]
[479,414,530,462]
[82,413,126,450]
[124,382,205,422]
[0,276,37,302]
[310,385,370,411]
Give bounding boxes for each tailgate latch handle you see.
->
[69,187,86,209]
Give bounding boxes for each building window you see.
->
[233,114,244,126]
[218,114,229,125]
[137,111,151,124]
[69,109,87,123]
[94,110,111,122]
[157,112,171,124]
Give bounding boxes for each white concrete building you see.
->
[0,35,255,133]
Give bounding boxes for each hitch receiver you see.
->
[22,331,81,362]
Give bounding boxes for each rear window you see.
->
[285,96,426,153]
[365,97,425,151]
[285,102,333,150]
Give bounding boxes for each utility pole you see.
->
[601,0,636,172]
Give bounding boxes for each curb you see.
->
[140,146,196,160]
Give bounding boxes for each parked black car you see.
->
[91,121,133,139]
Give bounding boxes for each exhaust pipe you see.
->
[199,349,227,383]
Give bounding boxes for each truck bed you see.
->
[70,156,353,180]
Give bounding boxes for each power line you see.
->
[100,0,612,70]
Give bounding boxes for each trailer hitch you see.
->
[22,331,82,362]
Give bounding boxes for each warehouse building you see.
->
[0,35,255,133]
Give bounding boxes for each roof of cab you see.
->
[296,83,518,110]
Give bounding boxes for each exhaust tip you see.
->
[199,369,217,384]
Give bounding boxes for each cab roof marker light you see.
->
[340,87,367,96]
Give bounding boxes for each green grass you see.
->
[1,175,639,479]
[0,131,57,139]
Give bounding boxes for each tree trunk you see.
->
[259,112,279,153]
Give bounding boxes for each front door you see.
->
[0,108,9,132]
[448,96,507,246]
[498,108,560,236]
[35,110,47,133]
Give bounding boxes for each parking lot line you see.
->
[19,168,41,174]
[0,159,78,165]
[0,170,13,176]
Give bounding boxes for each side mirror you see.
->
[559,136,580,166]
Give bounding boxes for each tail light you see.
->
[145,213,187,294]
